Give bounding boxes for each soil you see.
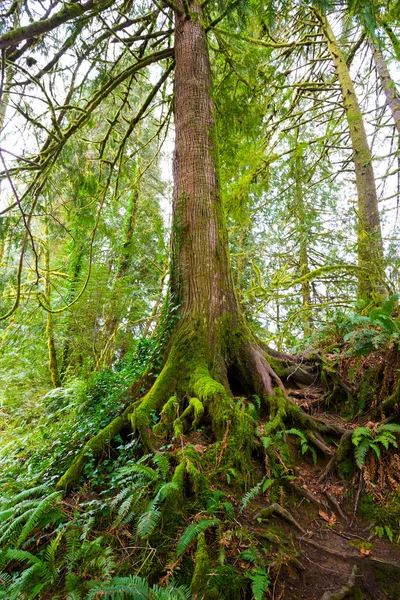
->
[244,381,400,600]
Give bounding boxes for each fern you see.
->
[136,508,161,539]
[240,481,264,513]
[176,519,219,557]
[152,453,170,479]
[352,423,400,468]
[16,490,62,547]
[86,575,190,599]
[249,567,270,600]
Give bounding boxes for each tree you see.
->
[0,0,393,491]
[314,7,385,300]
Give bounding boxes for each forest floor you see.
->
[232,381,400,600]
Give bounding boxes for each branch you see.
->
[0,0,115,51]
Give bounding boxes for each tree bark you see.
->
[57,0,322,491]
[44,209,61,388]
[293,149,313,335]
[315,10,385,300]
[371,42,400,135]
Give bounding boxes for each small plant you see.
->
[240,547,271,599]
[352,423,400,468]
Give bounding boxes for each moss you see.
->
[186,458,208,499]
[384,378,400,415]
[263,387,301,435]
[56,401,137,491]
[173,397,204,437]
[130,354,179,448]
[190,533,210,600]
[191,365,232,438]
[164,459,187,513]
[264,354,287,378]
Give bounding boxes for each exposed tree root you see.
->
[56,323,350,492]
[320,565,359,600]
[257,503,306,534]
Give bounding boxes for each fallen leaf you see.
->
[319,509,330,522]
[360,548,372,556]
[329,513,337,526]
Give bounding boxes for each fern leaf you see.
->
[250,567,270,600]
[355,438,371,468]
[16,490,62,548]
[176,519,218,557]
[136,508,161,539]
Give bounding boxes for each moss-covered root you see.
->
[190,533,210,599]
[56,402,137,491]
[383,378,400,415]
[190,365,255,471]
[130,355,179,448]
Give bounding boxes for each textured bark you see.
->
[171,0,238,331]
[316,11,385,300]
[293,151,313,335]
[371,43,400,135]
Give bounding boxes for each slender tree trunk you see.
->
[44,212,61,388]
[371,42,400,135]
[60,245,84,380]
[99,167,141,366]
[293,151,313,335]
[315,10,385,300]
[0,217,10,265]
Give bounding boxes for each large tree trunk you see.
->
[315,10,385,301]
[57,0,320,491]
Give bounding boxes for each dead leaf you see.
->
[360,548,372,556]
[328,513,337,526]
[319,509,330,522]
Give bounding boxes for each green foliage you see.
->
[176,519,219,557]
[352,423,400,468]
[86,576,191,599]
[341,295,400,356]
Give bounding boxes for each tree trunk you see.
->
[371,42,400,135]
[293,149,313,336]
[100,172,140,367]
[57,0,321,491]
[315,10,385,300]
[44,211,61,388]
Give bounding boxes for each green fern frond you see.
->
[249,567,270,600]
[86,575,190,599]
[355,438,371,468]
[136,508,161,539]
[16,490,62,547]
[152,453,171,479]
[176,519,219,557]
[240,481,263,513]
[352,427,372,446]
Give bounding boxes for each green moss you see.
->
[265,354,286,378]
[56,401,137,491]
[263,388,301,435]
[130,354,179,448]
[173,397,204,437]
[190,533,210,599]
[384,378,400,415]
